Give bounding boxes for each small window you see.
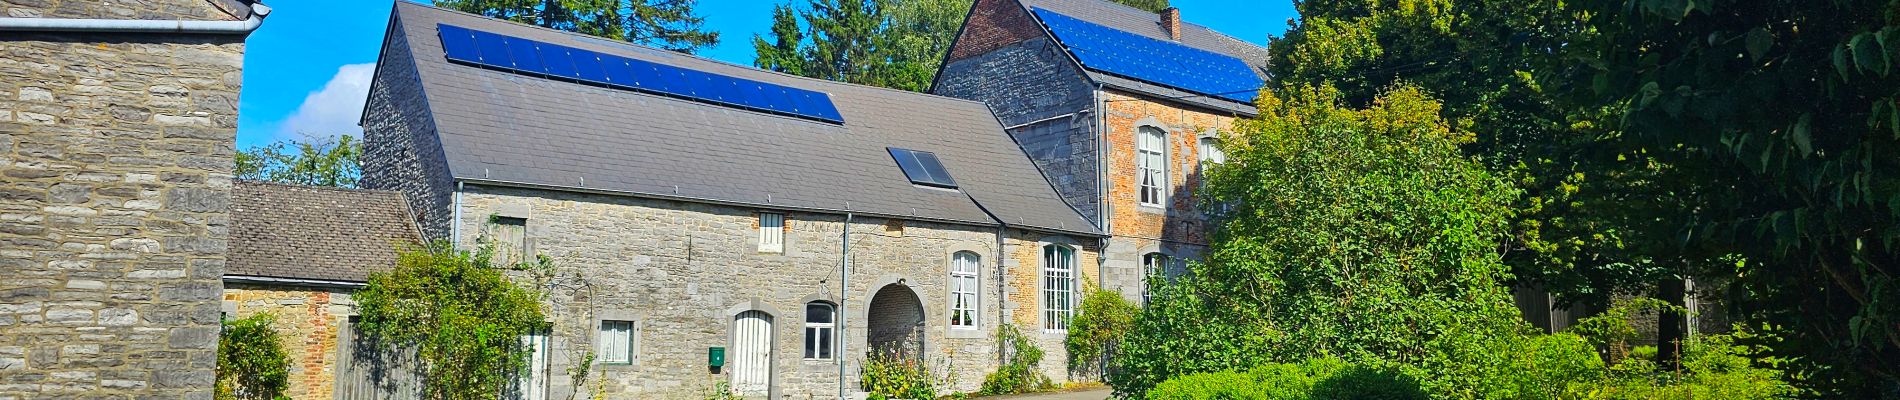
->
[888,147,958,188]
[950,252,981,329]
[804,302,836,360]
[1137,127,1168,206]
[489,216,528,266]
[598,320,634,364]
[758,212,784,253]
[1042,245,1076,331]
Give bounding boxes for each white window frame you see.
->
[1198,136,1225,176]
[597,320,634,365]
[1137,126,1168,207]
[804,301,836,360]
[1042,245,1076,331]
[758,212,785,253]
[1142,253,1168,306]
[950,252,981,330]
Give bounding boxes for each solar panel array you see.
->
[1029,8,1264,104]
[888,148,958,189]
[436,24,845,124]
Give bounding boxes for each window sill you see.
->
[1136,204,1167,214]
[597,361,639,369]
[946,327,984,339]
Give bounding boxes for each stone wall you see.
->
[450,184,1098,398]
[0,1,248,398]
[221,283,354,400]
[1000,230,1098,383]
[1095,89,1232,303]
[359,20,457,241]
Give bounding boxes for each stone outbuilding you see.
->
[932,0,1271,304]
[0,1,265,398]
[359,3,1108,398]
[223,180,423,399]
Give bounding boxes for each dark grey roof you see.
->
[1017,0,1270,115]
[229,181,423,283]
[388,2,1101,236]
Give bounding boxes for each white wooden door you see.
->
[730,311,773,396]
[510,330,549,400]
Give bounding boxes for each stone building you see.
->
[223,180,423,399]
[360,3,1106,398]
[0,1,265,398]
[931,0,1271,302]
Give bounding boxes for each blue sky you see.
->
[236,0,1296,149]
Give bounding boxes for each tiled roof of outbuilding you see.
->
[384,2,1103,237]
[1017,0,1271,115]
[228,180,422,283]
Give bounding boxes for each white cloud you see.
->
[276,63,376,140]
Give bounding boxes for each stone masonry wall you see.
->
[1000,230,1098,383]
[452,184,1098,398]
[1098,89,1233,304]
[360,20,457,241]
[222,284,354,400]
[0,1,248,398]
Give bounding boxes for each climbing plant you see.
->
[215,313,291,400]
[352,242,548,400]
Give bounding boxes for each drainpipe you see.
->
[1093,83,1112,289]
[838,212,853,400]
[0,3,272,34]
[452,181,465,249]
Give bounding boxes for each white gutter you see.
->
[0,3,271,35]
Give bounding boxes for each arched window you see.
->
[1142,252,1169,305]
[803,301,835,360]
[1137,126,1168,206]
[1042,244,1076,330]
[950,251,981,329]
[1198,136,1225,176]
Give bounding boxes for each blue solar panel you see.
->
[1030,8,1264,104]
[438,25,480,63]
[437,24,844,124]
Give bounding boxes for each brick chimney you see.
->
[1161,7,1181,41]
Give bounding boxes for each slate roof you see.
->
[228,181,423,283]
[1016,0,1271,115]
[386,2,1102,237]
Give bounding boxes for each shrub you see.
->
[861,351,938,400]
[215,313,292,400]
[978,324,1054,395]
[1147,358,1426,400]
[1065,287,1137,378]
[352,242,547,400]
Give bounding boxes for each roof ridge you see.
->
[398,0,1001,110]
[234,179,405,197]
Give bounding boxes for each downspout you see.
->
[838,212,853,400]
[0,3,272,34]
[1093,83,1111,289]
[452,181,465,249]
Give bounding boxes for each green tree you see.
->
[435,0,719,53]
[235,135,362,188]
[751,0,972,92]
[1112,84,1524,395]
[216,313,291,400]
[1109,0,1169,13]
[352,243,548,400]
[1546,0,1900,393]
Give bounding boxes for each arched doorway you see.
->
[865,284,925,358]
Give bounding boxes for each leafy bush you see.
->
[1148,358,1426,400]
[215,313,291,400]
[1065,287,1137,378]
[978,324,1054,395]
[352,242,548,400]
[861,351,938,400]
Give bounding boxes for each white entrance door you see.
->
[510,330,549,400]
[731,311,773,396]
